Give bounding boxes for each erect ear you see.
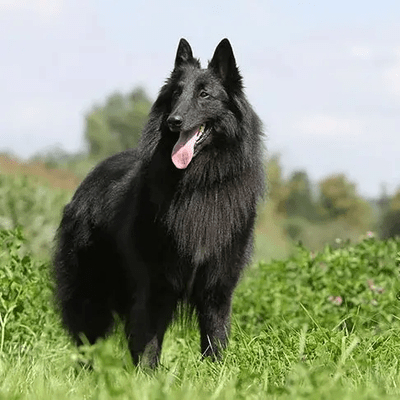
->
[174,38,194,69]
[209,38,242,88]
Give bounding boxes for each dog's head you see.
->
[161,39,243,169]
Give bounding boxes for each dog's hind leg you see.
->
[55,246,116,346]
[61,293,114,345]
[125,289,177,368]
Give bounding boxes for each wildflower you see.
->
[328,296,343,306]
[367,279,384,294]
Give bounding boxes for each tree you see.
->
[318,174,373,230]
[266,158,318,221]
[266,154,290,214]
[377,183,390,215]
[285,171,317,221]
[85,87,152,160]
[381,189,400,238]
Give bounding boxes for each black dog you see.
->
[54,38,264,367]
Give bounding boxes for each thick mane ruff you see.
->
[137,74,265,266]
[166,169,260,266]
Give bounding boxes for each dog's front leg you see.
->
[194,284,234,360]
[125,289,177,368]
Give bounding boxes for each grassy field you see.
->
[0,169,400,399]
[1,227,400,399]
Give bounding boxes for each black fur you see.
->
[53,38,265,367]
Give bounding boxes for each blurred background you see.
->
[0,0,399,260]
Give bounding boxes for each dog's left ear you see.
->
[209,39,242,89]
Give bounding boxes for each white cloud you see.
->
[348,44,400,98]
[383,47,400,97]
[7,98,69,135]
[350,45,372,60]
[293,114,365,137]
[0,0,63,19]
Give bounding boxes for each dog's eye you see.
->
[199,90,209,99]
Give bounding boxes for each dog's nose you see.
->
[167,115,183,131]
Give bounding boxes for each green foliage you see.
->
[381,189,400,239]
[85,87,152,160]
[255,201,292,262]
[0,152,398,398]
[266,157,318,222]
[1,225,400,399]
[281,217,368,250]
[237,235,400,334]
[0,174,71,257]
[318,174,373,230]
[284,171,318,221]
[0,229,60,354]
[28,87,152,178]
[263,155,376,252]
[266,154,287,215]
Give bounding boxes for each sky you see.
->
[0,0,399,198]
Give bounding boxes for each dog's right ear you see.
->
[174,38,194,69]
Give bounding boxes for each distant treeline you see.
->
[32,86,400,252]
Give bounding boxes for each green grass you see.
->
[0,175,71,257]
[1,227,400,399]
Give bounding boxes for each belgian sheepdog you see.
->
[54,38,264,367]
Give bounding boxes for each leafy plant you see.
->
[0,229,60,354]
[236,235,400,335]
[1,218,400,399]
[0,174,71,257]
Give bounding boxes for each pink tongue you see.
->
[171,129,199,169]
